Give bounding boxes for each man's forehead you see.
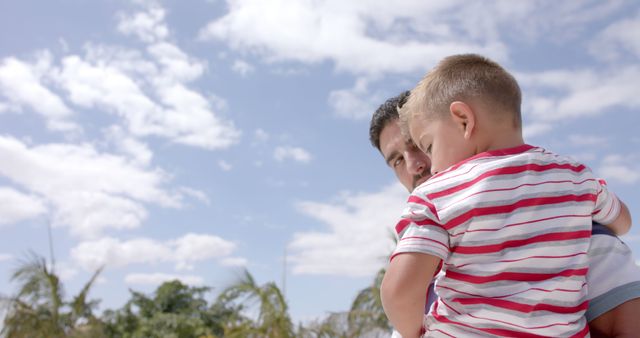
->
[379,123,400,156]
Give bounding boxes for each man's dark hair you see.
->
[369,91,410,151]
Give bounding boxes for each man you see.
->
[370,91,640,337]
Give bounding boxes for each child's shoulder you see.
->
[476,144,586,166]
[420,145,591,191]
[519,145,590,167]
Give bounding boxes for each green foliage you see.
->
[2,257,391,338]
[103,280,224,338]
[1,252,105,338]
[298,268,390,338]
[216,269,294,338]
[347,268,390,335]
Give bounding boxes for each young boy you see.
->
[380,54,632,337]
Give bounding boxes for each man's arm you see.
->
[381,252,441,338]
[605,200,631,236]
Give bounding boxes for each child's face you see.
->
[409,113,475,175]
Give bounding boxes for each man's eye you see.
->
[393,157,404,168]
[425,145,432,154]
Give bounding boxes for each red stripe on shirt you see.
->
[443,195,597,230]
[437,298,587,331]
[432,314,554,338]
[448,252,587,269]
[438,282,586,299]
[413,218,440,227]
[445,267,588,284]
[444,144,537,174]
[395,218,441,235]
[408,195,438,216]
[452,230,591,254]
[395,218,411,234]
[464,311,584,331]
[434,312,589,338]
[452,297,589,314]
[439,178,597,212]
[408,194,429,205]
[427,163,588,201]
[450,214,591,238]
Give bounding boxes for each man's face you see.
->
[379,119,432,192]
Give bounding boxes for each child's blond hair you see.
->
[400,54,522,135]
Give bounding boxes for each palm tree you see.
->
[346,268,391,337]
[216,269,294,338]
[298,268,390,338]
[296,312,350,338]
[0,252,105,338]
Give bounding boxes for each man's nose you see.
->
[406,152,425,175]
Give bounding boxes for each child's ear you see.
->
[449,101,475,139]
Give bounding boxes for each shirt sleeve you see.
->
[391,191,450,261]
[592,178,621,225]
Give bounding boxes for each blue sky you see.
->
[0,0,639,325]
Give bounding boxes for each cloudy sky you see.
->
[1,0,639,324]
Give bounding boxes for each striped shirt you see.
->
[393,144,621,337]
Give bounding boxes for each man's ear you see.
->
[449,101,475,139]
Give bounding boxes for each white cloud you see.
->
[172,233,235,269]
[199,0,637,132]
[0,187,47,226]
[568,134,607,147]
[125,273,204,286]
[73,237,170,270]
[568,152,597,164]
[288,183,406,277]
[520,66,640,122]
[105,126,153,166]
[329,77,385,120]
[199,0,509,76]
[0,135,178,238]
[52,45,240,150]
[589,11,640,61]
[71,233,240,271]
[0,254,13,262]
[52,261,79,282]
[200,1,625,77]
[198,0,638,131]
[0,55,78,132]
[147,42,206,83]
[254,128,270,143]
[0,101,10,113]
[177,187,210,205]
[522,122,553,139]
[220,257,248,267]
[274,146,312,163]
[598,155,640,184]
[117,7,169,43]
[251,128,271,147]
[3,4,240,151]
[232,59,255,76]
[218,160,232,171]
